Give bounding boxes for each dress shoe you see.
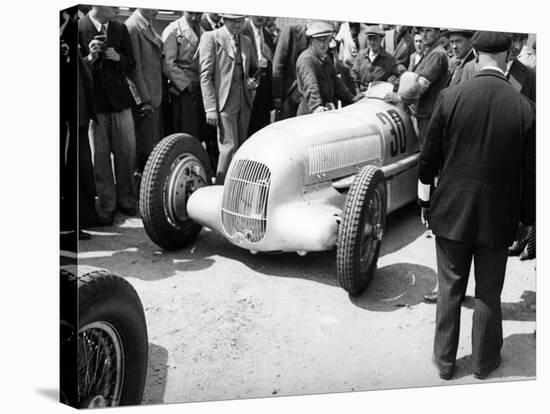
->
[519,249,535,261]
[432,354,454,380]
[78,230,92,240]
[119,206,137,216]
[508,240,527,256]
[473,355,501,380]
[423,292,438,303]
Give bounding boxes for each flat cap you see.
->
[220,13,246,19]
[365,25,385,37]
[444,29,474,38]
[306,21,334,38]
[471,31,511,53]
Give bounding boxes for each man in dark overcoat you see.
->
[241,16,275,136]
[271,21,308,119]
[417,31,535,380]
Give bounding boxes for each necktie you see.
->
[234,35,241,54]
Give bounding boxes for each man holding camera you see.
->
[78,5,137,224]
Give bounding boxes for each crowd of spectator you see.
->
[60,6,536,259]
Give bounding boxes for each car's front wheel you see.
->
[140,134,213,250]
[337,165,387,295]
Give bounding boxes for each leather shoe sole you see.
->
[473,355,501,380]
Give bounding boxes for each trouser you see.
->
[171,85,218,171]
[89,109,136,219]
[78,124,99,228]
[416,116,430,150]
[216,83,251,185]
[278,88,300,120]
[134,104,162,174]
[248,68,273,136]
[434,236,508,374]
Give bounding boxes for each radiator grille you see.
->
[221,160,271,243]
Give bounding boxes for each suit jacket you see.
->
[461,59,536,102]
[446,48,474,87]
[392,30,415,69]
[199,14,221,32]
[241,20,275,68]
[78,14,135,113]
[352,48,398,90]
[162,16,203,93]
[408,51,423,72]
[508,59,536,102]
[272,24,308,101]
[125,10,163,108]
[199,27,258,112]
[419,69,536,247]
[296,48,354,115]
[411,43,449,118]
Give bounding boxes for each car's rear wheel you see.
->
[337,165,387,295]
[140,134,213,250]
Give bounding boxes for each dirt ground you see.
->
[74,203,536,405]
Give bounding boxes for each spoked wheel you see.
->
[337,166,387,295]
[140,134,213,250]
[60,266,148,408]
[77,321,124,408]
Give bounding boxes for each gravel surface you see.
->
[75,203,536,405]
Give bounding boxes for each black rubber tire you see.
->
[337,165,387,295]
[140,134,213,250]
[60,266,148,408]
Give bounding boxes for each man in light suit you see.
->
[199,14,258,184]
[125,8,163,177]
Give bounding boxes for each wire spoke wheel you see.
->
[78,322,124,408]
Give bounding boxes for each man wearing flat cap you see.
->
[351,25,399,94]
[199,14,258,184]
[445,29,474,87]
[417,30,535,381]
[385,27,448,149]
[295,21,359,115]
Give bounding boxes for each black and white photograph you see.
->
[3,0,547,413]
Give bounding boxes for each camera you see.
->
[93,34,107,53]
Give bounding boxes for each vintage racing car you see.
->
[140,83,419,295]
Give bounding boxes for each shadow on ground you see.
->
[349,263,437,311]
[451,332,536,380]
[76,204,424,290]
[462,290,536,322]
[142,342,169,405]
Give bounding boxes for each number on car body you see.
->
[376,110,406,157]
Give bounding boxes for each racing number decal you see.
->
[376,110,406,157]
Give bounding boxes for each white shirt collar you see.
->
[89,12,108,33]
[480,65,505,76]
